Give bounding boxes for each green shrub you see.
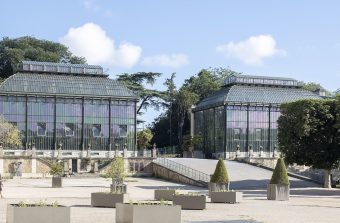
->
[210,159,229,184]
[270,158,289,185]
[49,161,63,177]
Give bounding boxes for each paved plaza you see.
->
[0,176,339,223]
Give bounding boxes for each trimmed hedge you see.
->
[210,159,229,183]
[270,158,289,185]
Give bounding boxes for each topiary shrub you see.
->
[210,159,229,184]
[270,158,289,185]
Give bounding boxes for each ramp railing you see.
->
[153,157,210,183]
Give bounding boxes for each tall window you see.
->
[92,124,102,137]
[233,128,241,140]
[119,125,128,137]
[65,123,75,137]
[37,122,46,136]
[255,128,262,141]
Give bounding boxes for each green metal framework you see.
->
[193,74,322,157]
[0,61,138,151]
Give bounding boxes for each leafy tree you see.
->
[303,82,331,96]
[182,135,203,152]
[151,68,239,150]
[0,115,22,148]
[278,99,340,188]
[210,159,230,185]
[106,157,125,185]
[117,72,167,115]
[183,67,240,100]
[137,128,154,150]
[173,88,199,147]
[270,158,289,185]
[0,36,86,79]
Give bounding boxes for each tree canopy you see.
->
[0,115,22,148]
[278,98,340,188]
[137,128,154,150]
[117,72,167,115]
[0,36,86,79]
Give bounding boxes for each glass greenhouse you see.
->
[0,61,137,152]
[192,74,322,158]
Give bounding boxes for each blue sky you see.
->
[1,0,340,123]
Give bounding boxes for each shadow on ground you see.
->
[186,220,263,223]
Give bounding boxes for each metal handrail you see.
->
[153,158,210,182]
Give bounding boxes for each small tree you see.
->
[137,128,153,150]
[106,157,125,185]
[210,159,230,190]
[182,135,203,152]
[49,161,63,177]
[0,115,22,148]
[270,158,289,185]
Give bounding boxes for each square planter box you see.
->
[173,195,206,210]
[116,203,181,223]
[91,192,129,208]
[110,184,127,194]
[210,191,243,203]
[208,182,228,196]
[267,184,289,201]
[154,190,176,201]
[52,177,62,188]
[6,204,70,223]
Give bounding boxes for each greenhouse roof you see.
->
[225,74,303,87]
[194,84,322,111]
[19,61,106,77]
[0,72,137,99]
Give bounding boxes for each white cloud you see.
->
[60,23,142,68]
[141,54,189,68]
[216,35,286,66]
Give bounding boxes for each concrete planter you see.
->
[6,204,70,223]
[210,191,243,203]
[52,177,62,188]
[154,190,176,201]
[116,203,181,223]
[267,184,289,201]
[110,184,127,193]
[173,195,206,210]
[208,182,229,195]
[91,192,129,208]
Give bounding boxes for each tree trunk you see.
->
[324,169,332,189]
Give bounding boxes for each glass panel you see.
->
[119,125,127,137]
[92,124,102,137]
[65,123,75,137]
[37,122,47,136]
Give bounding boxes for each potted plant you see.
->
[105,157,127,193]
[172,192,206,210]
[182,135,203,158]
[7,200,70,223]
[154,188,177,201]
[91,189,129,208]
[116,201,181,223]
[209,159,229,193]
[209,159,242,203]
[267,158,290,201]
[49,161,64,188]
